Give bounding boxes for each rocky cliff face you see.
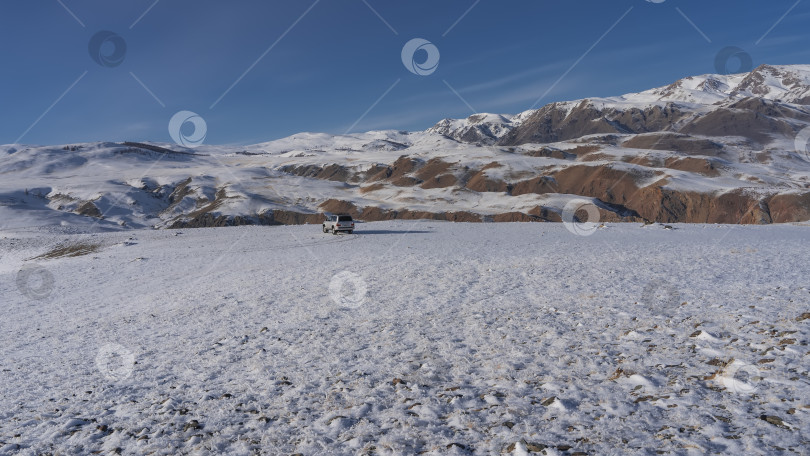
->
[497,102,693,146]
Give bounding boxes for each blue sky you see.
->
[2,0,809,146]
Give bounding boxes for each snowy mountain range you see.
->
[2,64,810,231]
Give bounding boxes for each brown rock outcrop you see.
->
[766,193,810,223]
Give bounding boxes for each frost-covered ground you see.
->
[0,221,808,455]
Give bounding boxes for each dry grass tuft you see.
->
[31,243,101,260]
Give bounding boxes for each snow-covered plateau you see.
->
[1,221,808,455]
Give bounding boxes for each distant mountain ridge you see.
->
[432,64,810,146]
[2,64,810,230]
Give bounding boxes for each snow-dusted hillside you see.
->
[1,221,808,454]
[2,65,810,230]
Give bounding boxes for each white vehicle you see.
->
[323,214,355,234]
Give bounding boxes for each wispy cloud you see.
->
[335,99,473,133]
[338,75,583,135]
[470,77,584,111]
[345,40,681,135]
[399,62,569,106]
[754,33,810,48]
[453,61,571,94]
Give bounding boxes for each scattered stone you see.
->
[183,420,202,432]
[759,415,789,429]
[392,378,406,386]
[507,441,542,453]
[526,442,547,452]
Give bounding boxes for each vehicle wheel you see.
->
[322,226,327,233]
[333,230,338,235]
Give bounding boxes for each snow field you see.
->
[0,221,808,455]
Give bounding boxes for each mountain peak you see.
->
[427,113,515,144]
[731,64,810,103]
[426,110,536,144]
[628,64,810,105]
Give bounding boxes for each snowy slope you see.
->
[3,65,810,230]
[0,222,808,454]
[3,128,809,230]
